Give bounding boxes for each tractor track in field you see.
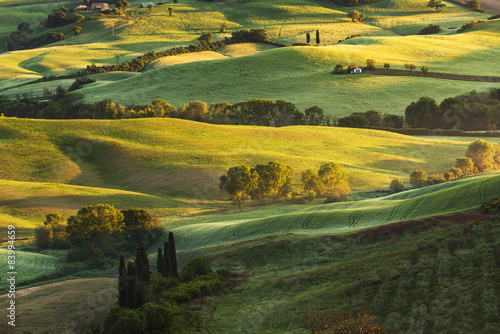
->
[302,212,319,230]
[348,210,363,228]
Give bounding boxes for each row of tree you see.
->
[408,139,500,188]
[405,89,500,131]
[219,161,351,208]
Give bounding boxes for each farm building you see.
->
[351,68,362,74]
[90,3,109,10]
[139,2,155,8]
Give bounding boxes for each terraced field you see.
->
[167,172,500,250]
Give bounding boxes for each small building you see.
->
[73,5,88,12]
[139,2,155,8]
[90,3,109,10]
[351,68,362,74]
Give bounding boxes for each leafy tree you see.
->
[105,305,146,333]
[173,0,179,3]
[304,105,325,125]
[382,114,404,128]
[66,204,124,247]
[467,0,481,11]
[302,169,320,194]
[178,100,208,121]
[17,22,31,32]
[73,14,85,23]
[147,4,154,12]
[338,114,370,128]
[317,162,350,198]
[405,96,442,129]
[390,178,405,193]
[168,232,178,277]
[363,110,382,127]
[410,169,428,188]
[72,26,81,36]
[348,10,366,22]
[116,0,130,9]
[47,7,68,28]
[465,139,498,172]
[366,59,376,69]
[455,156,474,176]
[333,64,344,74]
[427,0,446,10]
[306,32,311,44]
[180,257,212,281]
[168,7,173,16]
[405,63,416,71]
[421,65,429,74]
[219,165,259,208]
[384,63,390,70]
[251,161,293,202]
[316,30,320,45]
[198,32,213,44]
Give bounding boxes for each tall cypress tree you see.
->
[306,32,310,44]
[118,254,127,308]
[164,241,171,277]
[126,259,136,309]
[168,232,178,277]
[135,242,151,284]
[157,247,166,276]
[316,30,320,45]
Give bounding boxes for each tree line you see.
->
[407,139,500,189]
[36,29,284,82]
[219,161,350,208]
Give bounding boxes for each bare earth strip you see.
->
[365,68,500,82]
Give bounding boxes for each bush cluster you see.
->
[418,24,441,35]
[457,20,484,33]
[331,0,380,6]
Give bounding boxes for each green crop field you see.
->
[159,172,500,250]
[0,0,498,116]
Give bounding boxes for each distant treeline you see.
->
[0,91,328,126]
[331,0,380,6]
[337,88,500,132]
[36,29,286,83]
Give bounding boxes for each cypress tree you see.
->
[135,242,151,284]
[157,247,166,276]
[306,32,310,44]
[316,30,320,45]
[118,254,127,308]
[164,241,171,277]
[126,259,136,308]
[168,232,178,277]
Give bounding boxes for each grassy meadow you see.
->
[0,0,500,332]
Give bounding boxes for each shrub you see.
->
[390,178,405,193]
[418,24,441,35]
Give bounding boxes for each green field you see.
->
[160,171,500,250]
[0,0,498,116]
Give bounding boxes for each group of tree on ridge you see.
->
[406,139,500,189]
[219,161,351,208]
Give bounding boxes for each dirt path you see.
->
[364,68,500,82]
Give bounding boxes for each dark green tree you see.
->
[119,254,127,307]
[126,259,137,309]
[467,0,481,11]
[306,32,311,44]
[219,165,259,208]
[198,32,213,44]
[405,97,442,129]
[168,7,173,16]
[156,248,166,276]
[390,178,405,193]
[315,30,320,45]
[135,242,151,284]
[168,232,178,277]
[17,22,31,32]
[410,169,428,188]
[72,26,82,36]
[427,0,446,10]
[304,106,325,125]
[164,241,171,277]
[348,10,365,22]
[116,0,130,9]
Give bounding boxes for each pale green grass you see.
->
[0,278,116,333]
[146,51,228,70]
[216,42,278,58]
[168,171,500,250]
[77,45,500,116]
[0,249,58,284]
